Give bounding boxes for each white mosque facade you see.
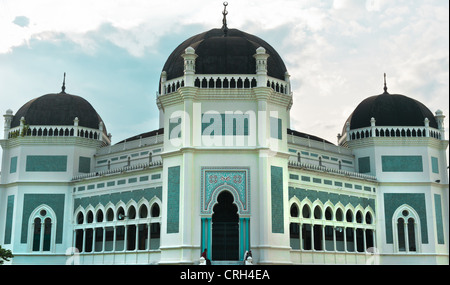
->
[0,13,448,265]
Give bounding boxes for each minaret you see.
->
[254,47,270,87]
[181,47,198,87]
[435,109,445,139]
[3,109,13,139]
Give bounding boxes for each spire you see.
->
[61,72,66,93]
[383,73,388,94]
[222,2,228,37]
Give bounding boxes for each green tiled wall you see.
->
[358,157,370,174]
[167,166,181,234]
[431,157,439,174]
[434,194,444,244]
[381,155,423,172]
[4,195,14,244]
[169,117,182,139]
[21,194,65,244]
[74,186,162,210]
[78,157,91,173]
[289,187,375,214]
[383,193,427,244]
[26,155,67,172]
[270,117,282,140]
[10,156,17,173]
[201,113,249,136]
[271,166,284,233]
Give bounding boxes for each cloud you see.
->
[0,0,448,149]
[12,15,29,27]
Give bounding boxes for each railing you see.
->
[96,134,164,155]
[72,160,162,181]
[344,125,442,144]
[8,125,109,144]
[160,75,290,96]
[287,134,353,156]
[288,160,377,181]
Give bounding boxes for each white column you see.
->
[147,223,151,250]
[3,109,13,139]
[254,47,269,87]
[333,226,337,252]
[181,47,198,87]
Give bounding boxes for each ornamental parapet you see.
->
[159,74,291,96]
[288,160,377,182]
[72,160,162,181]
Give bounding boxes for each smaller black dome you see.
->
[343,92,438,134]
[11,92,106,134]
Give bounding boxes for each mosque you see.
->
[0,4,448,265]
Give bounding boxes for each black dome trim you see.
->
[344,93,438,133]
[11,93,106,134]
[162,28,288,81]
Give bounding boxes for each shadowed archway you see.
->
[212,191,239,260]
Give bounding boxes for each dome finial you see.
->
[222,2,229,37]
[61,72,66,93]
[383,73,388,94]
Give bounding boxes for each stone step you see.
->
[211,260,245,266]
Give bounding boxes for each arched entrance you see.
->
[212,191,239,260]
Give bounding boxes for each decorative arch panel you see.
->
[201,167,250,216]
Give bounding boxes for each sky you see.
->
[0,0,448,157]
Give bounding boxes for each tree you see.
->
[0,245,13,264]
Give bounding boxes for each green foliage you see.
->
[0,245,14,265]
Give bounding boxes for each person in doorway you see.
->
[201,249,211,265]
[244,250,252,264]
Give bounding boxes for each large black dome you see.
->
[161,28,288,81]
[11,92,106,134]
[343,92,438,134]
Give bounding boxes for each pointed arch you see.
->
[28,204,57,253]
[392,204,421,253]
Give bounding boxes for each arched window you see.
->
[77,211,84,224]
[289,203,300,249]
[325,207,333,220]
[365,212,372,224]
[128,206,136,219]
[151,203,160,217]
[106,208,114,221]
[117,207,125,220]
[29,206,55,252]
[150,202,161,249]
[139,204,148,218]
[96,209,104,223]
[356,211,363,223]
[313,206,322,219]
[302,204,311,218]
[335,208,343,221]
[290,204,299,217]
[86,211,94,223]
[32,217,41,251]
[393,206,420,253]
[346,209,353,222]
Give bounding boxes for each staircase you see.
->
[211,260,245,266]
